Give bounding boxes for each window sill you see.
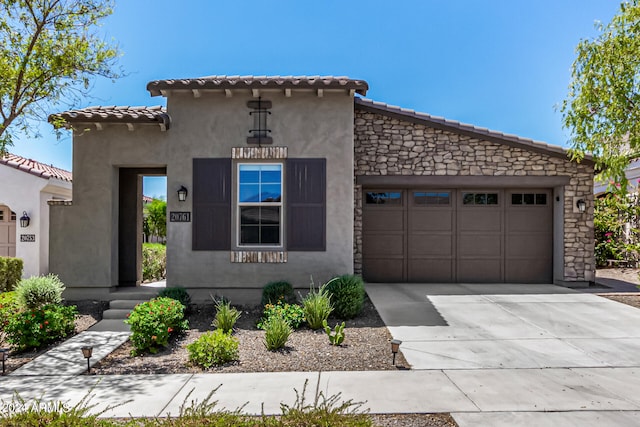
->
[231,250,287,263]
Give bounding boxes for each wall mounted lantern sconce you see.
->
[81,346,93,375]
[576,199,586,213]
[19,211,30,228]
[0,348,8,375]
[177,186,188,202]
[390,339,402,365]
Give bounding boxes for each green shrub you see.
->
[211,299,241,333]
[302,284,333,330]
[263,314,291,351]
[15,274,65,310]
[158,286,191,309]
[0,257,23,292]
[324,275,365,319]
[0,291,18,330]
[261,280,296,306]
[142,243,166,282]
[257,300,305,330]
[124,297,188,355]
[186,330,239,368]
[4,304,77,351]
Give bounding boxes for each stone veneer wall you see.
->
[353,110,595,283]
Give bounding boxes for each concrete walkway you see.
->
[2,282,640,426]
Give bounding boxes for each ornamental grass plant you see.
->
[302,283,333,330]
[211,298,241,333]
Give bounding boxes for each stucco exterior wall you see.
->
[0,165,71,278]
[353,110,595,284]
[50,91,355,301]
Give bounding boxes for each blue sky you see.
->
[9,0,620,198]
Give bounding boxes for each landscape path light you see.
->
[0,348,8,374]
[390,339,402,366]
[81,346,93,375]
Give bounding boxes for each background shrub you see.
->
[187,329,239,368]
[211,299,241,333]
[124,297,188,355]
[302,284,333,330]
[263,314,291,351]
[15,274,65,310]
[324,275,365,319]
[158,286,191,309]
[0,257,24,292]
[257,301,305,330]
[0,291,18,336]
[261,280,296,306]
[142,243,166,282]
[4,304,77,351]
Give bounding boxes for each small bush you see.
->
[211,299,241,333]
[302,284,333,330]
[124,297,188,355]
[15,274,65,310]
[142,243,166,282]
[4,304,77,351]
[186,330,239,368]
[0,257,23,292]
[158,286,191,309]
[324,275,365,319]
[263,314,291,351]
[261,280,296,306]
[0,291,18,330]
[257,301,305,330]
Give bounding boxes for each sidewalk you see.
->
[1,369,639,425]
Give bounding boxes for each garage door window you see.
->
[511,193,547,205]
[414,191,450,205]
[366,192,402,205]
[462,192,498,205]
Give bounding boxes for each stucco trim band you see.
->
[356,175,571,188]
[230,251,288,263]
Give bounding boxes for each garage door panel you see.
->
[507,234,552,257]
[409,210,452,232]
[458,260,502,282]
[409,259,453,282]
[458,211,501,231]
[409,234,452,256]
[507,210,551,232]
[363,211,404,231]
[458,235,501,257]
[506,259,552,283]
[365,233,404,257]
[363,259,404,283]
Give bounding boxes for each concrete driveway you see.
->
[366,283,640,426]
[366,283,640,370]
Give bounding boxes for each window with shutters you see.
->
[237,163,283,246]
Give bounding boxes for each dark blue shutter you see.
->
[192,158,231,250]
[286,158,326,251]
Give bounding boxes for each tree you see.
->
[144,199,166,243]
[562,0,640,188]
[0,0,120,153]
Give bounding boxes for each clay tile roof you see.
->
[146,75,369,96]
[49,106,170,129]
[1,153,72,182]
[354,97,593,164]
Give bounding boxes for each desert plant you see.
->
[323,320,346,346]
[186,329,239,368]
[302,283,333,330]
[158,286,191,309]
[257,300,305,330]
[211,298,241,333]
[324,275,365,319]
[261,280,296,306]
[14,274,65,310]
[263,314,291,351]
[142,243,166,282]
[124,297,188,355]
[4,304,77,351]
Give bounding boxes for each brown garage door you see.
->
[0,206,16,257]
[362,189,552,283]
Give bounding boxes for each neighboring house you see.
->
[48,75,595,302]
[593,158,640,195]
[0,153,72,278]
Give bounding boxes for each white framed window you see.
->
[237,163,283,246]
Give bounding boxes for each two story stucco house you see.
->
[49,76,595,302]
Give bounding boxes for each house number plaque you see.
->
[20,234,36,242]
[169,212,191,222]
